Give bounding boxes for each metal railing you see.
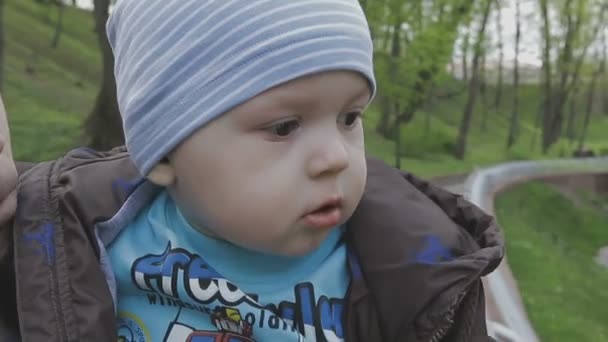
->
[463,156,608,342]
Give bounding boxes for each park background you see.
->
[1,0,607,340]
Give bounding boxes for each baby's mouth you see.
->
[303,198,343,229]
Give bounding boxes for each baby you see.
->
[0,1,503,341]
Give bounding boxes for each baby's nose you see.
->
[307,136,349,178]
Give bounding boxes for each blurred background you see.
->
[0,0,606,341]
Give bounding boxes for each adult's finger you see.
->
[0,134,17,228]
[0,188,16,229]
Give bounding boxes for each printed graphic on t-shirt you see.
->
[162,307,256,342]
[118,242,345,342]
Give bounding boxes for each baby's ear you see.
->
[147,158,176,186]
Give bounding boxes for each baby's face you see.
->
[167,70,371,256]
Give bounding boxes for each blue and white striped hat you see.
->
[107,0,376,175]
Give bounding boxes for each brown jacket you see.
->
[0,147,503,342]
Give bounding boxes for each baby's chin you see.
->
[271,214,353,257]
[228,231,330,258]
[272,229,337,257]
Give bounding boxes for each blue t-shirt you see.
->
[108,191,349,342]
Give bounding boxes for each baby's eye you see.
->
[338,111,362,129]
[268,119,300,138]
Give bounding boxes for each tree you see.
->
[507,0,522,149]
[603,31,608,116]
[455,0,493,159]
[565,85,579,140]
[578,48,604,150]
[537,0,553,151]
[84,0,123,149]
[375,12,404,139]
[387,12,406,167]
[366,0,476,168]
[543,0,580,152]
[461,26,471,81]
[541,0,607,152]
[494,0,505,110]
[479,48,489,132]
[393,0,475,167]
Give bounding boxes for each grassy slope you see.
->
[495,183,608,341]
[4,0,100,161]
[5,0,608,177]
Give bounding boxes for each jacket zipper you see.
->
[427,308,456,342]
[48,164,70,341]
[426,286,470,342]
[50,261,69,341]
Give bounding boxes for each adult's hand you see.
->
[0,96,17,229]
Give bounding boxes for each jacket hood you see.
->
[346,157,504,340]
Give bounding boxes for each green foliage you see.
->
[5,0,608,178]
[366,0,469,114]
[362,80,608,176]
[398,114,457,158]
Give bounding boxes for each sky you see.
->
[462,0,545,68]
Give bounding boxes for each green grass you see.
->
[4,0,608,177]
[495,183,608,341]
[4,0,100,161]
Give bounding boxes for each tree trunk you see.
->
[530,102,542,150]
[386,18,402,140]
[455,0,493,160]
[603,32,608,116]
[393,104,417,169]
[375,95,392,138]
[50,2,65,49]
[494,0,504,110]
[566,86,578,141]
[480,52,489,133]
[578,51,604,151]
[394,104,401,169]
[84,0,124,150]
[424,110,431,137]
[376,16,402,139]
[382,25,391,52]
[539,0,553,153]
[507,0,521,149]
[461,28,470,81]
